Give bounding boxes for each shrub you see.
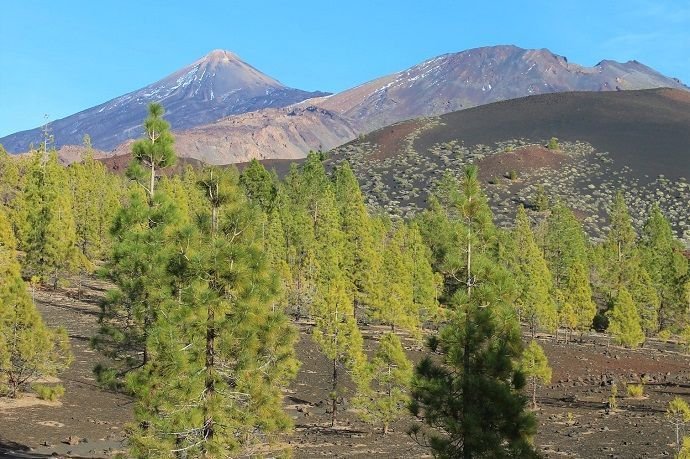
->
[626,383,644,398]
[33,384,65,401]
[657,329,672,343]
[608,384,618,410]
[547,137,560,150]
[507,170,518,180]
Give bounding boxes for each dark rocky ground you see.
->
[2,281,690,458]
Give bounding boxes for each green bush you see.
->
[657,329,672,342]
[507,170,518,180]
[626,383,644,398]
[33,384,65,401]
[547,137,560,150]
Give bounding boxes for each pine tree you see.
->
[281,159,324,319]
[641,204,689,330]
[607,288,645,348]
[0,207,72,397]
[565,261,597,334]
[22,150,82,287]
[595,193,661,334]
[69,143,122,263]
[333,162,382,322]
[408,222,440,326]
[93,188,181,381]
[542,200,589,291]
[508,205,557,336]
[0,144,21,208]
[0,204,17,251]
[126,167,299,457]
[311,186,366,427]
[263,205,292,312]
[129,102,176,201]
[354,333,413,434]
[667,397,690,456]
[94,106,180,381]
[521,340,552,409]
[534,184,549,212]
[374,223,419,334]
[239,158,278,212]
[556,290,578,344]
[596,191,639,300]
[410,166,538,458]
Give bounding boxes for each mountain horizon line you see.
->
[1,44,687,157]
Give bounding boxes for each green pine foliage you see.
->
[542,199,590,291]
[508,206,557,336]
[21,150,82,287]
[129,102,176,199]
[607,288,645,348]
[354,333,413,434]
[375,223,419,334]
[534,184,549,212]
[521,340,552,409]
[556,290,578,343]
[0,213,72,397]
[126,166,299,457]
[410,166,538,458]
[333,162,382,322]
[641,204,689,330]
[239,158,278,212]
[408,222,440,326]
[594,192,661,335]
[68,146,123,264]
[565,261,597,333]
[311,186,367,427]
[93,188,182,381]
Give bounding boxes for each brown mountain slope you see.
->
[108,105,359,165]
[315,45,688,133]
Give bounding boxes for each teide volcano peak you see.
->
[0,50,329,152]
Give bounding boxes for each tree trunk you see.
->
[203,306,215,452]
[463,225,472,459]
[532,377,538,409]
[331,358,338,428]
[149,161,156,201]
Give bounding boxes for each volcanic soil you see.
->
[2,280,690,458]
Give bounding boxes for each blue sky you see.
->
[1,0,688,137]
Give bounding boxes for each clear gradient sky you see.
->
[1,0,689,137]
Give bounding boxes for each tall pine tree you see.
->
[0,206,72,397]
[410,166,538,458]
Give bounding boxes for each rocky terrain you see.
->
[3,280,690,458]
[108,104,359,165]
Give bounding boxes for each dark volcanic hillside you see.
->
[329,88,690,244]
[315,45,688,133]
[0,50,328,153]
[361,88,690,179]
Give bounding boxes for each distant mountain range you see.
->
[1,45,687,163]
[0,50,329,152]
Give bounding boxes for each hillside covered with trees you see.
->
[2,103,690,458]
